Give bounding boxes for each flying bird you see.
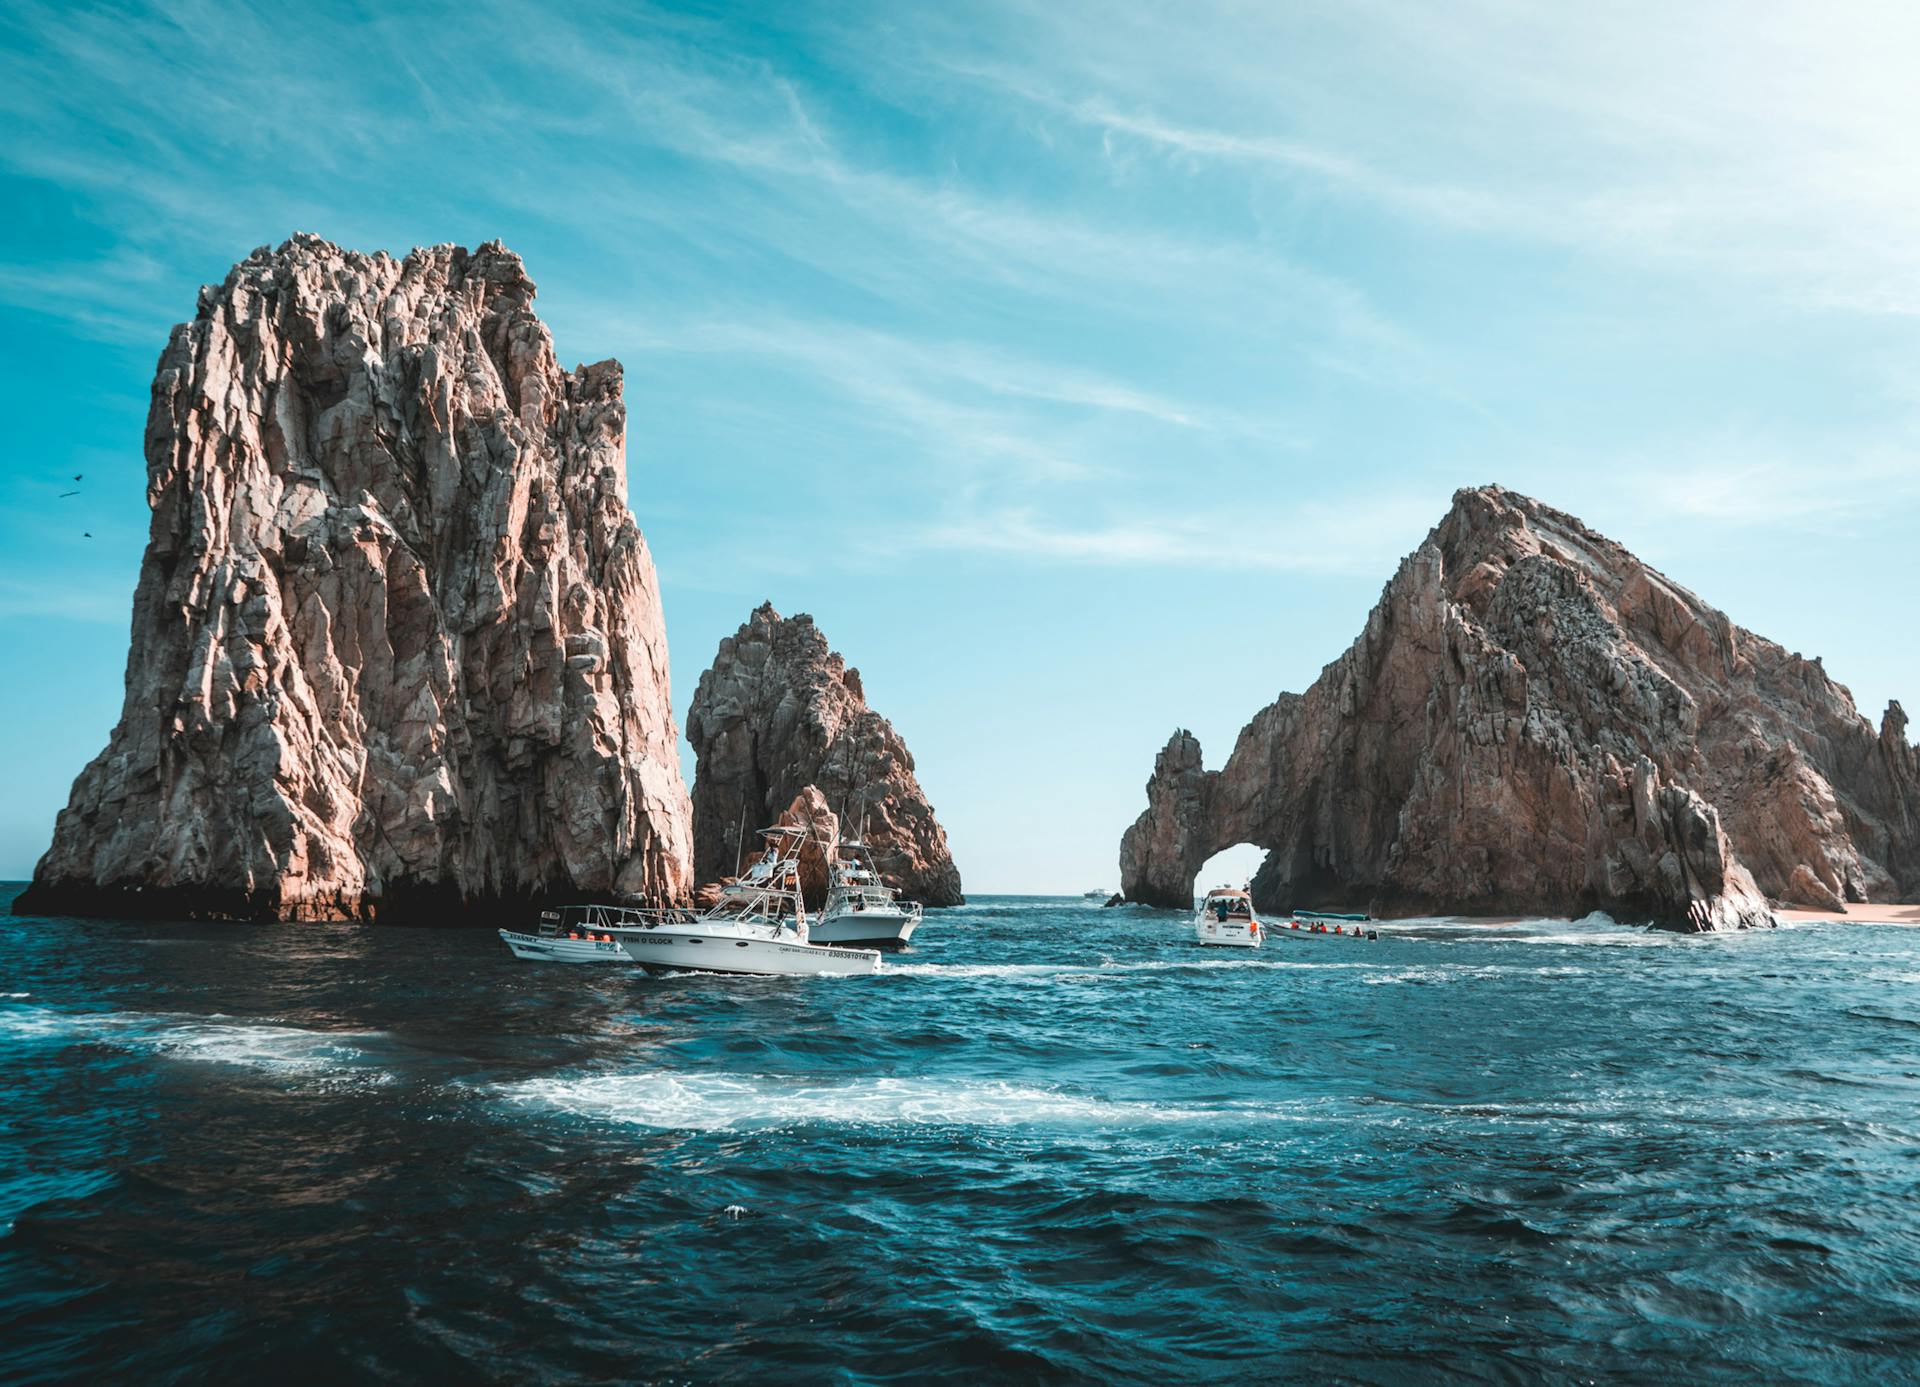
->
[83,531,92,539]
[73,473,83,481]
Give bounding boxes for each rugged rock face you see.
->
[1121,486,1918,929]
[687,604,963,906]
[17,234,694,922]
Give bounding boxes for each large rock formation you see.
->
[687,604,963,906]
[16,234,694,922]
[1121,486,1918,929]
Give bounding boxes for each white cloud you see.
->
[1630,452,1920,529]
[930,0,1920,317]
[910,490,1447,576]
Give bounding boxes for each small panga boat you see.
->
[498,909,635,963]
[1283,909,1379,941]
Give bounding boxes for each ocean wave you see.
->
[0,1002,390,1083]
[883,957,1341,978]
[498,1071,1297,1133]
[1360,964,1593,984]
[146,1019,392,1080]
[0,1003,105,1041]
[1383,918,1685,947]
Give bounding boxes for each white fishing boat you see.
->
[811,838,922,948]
[498,908,636,963]
[1082,889,1108,901]
[611,827,882,977]
[1194,885,1263,948]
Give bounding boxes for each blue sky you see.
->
[2,1,1917,892]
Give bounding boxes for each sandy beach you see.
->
[1776,902,1920,925]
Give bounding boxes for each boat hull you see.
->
[809,909,919,948]
[498,929,630,963]
[616,930,881,976]
[1193,918,1262,948]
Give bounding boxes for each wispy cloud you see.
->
[909,490,1446,575]
[613,316,1210,430]
[1630,451,1920,530]
[927,0,1920,317]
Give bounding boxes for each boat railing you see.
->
[546,903,703,934]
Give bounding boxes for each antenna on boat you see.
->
[733,806,747,877]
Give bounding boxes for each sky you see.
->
[2,0,1917,892]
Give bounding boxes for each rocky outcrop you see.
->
[16,234,693,922]
[1121,485,1919,929]
[687,604,963,906]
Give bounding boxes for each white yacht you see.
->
[811,839,922,948]
[1194,885,1263,948]
[611,827,882,977]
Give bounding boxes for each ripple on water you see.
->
[494,1071,1325,1134]
[0,1001,395,1085]
[3,897,1918,1382]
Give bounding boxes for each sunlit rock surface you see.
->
[688,604,963,907]
[1121,486,1918,930]
[17,235,693,922]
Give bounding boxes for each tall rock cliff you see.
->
[687,604,963,906]
[1121,486,1918,929]
[17,234,694,922]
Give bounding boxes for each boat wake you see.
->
[497,1071,1300,1133]
[145,1019,394,1081]
[1382,914,1706,947]
[0,1001,393,1083]
[884,957,1349,979]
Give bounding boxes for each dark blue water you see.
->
[3,884,1918,1384]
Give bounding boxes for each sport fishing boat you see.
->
[1082,889,1109,901]
[1194,885,1263,948]
[811,838,922,948]
[611,827,882,977]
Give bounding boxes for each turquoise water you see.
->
[3,885,1917,1383]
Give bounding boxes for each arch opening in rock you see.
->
[1193,845,1269,906]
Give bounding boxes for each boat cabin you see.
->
[827,842,902,913]
[1201,887,1255,922]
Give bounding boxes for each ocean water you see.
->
[2,886,1917,1384]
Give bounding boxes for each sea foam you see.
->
[0,1002,391,1083]
[498,1071,1291,1133]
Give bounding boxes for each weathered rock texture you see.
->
[1121,486,1919,930]
[687,604,963,906]
[17,234,693,922]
